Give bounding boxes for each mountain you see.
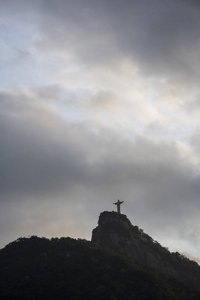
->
[0,211,200,300]
[92,211,200,285]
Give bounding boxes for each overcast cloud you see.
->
[1,0,200,262]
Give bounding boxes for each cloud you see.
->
[1,88,200,258]
[0,89,88,197]
[37,0,200,83]
[1,0,200,262]
[27,0,200,126]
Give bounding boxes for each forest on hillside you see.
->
[1,236,200,300]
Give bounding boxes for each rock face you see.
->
[92,211,200,285]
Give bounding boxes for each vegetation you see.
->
[0,235,200,299]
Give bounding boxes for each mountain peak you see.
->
[92,211,200,286]
[97,211,131,225]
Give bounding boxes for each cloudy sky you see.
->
[1,0,200,262]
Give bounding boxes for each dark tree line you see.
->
[0,236,200,299]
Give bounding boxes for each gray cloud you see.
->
[0,90,89,197]
[36,0,200,83]
[1,88,200,256]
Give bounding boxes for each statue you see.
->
[113,199,124,214]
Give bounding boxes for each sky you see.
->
[1,0,200,263]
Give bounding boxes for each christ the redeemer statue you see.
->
[113,199,124,214]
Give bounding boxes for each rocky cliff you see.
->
[92,211,200,285]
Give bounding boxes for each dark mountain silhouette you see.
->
[92,212,200,285]
[0,211,200,299]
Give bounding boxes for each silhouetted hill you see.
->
[92,212,200,285]
[0,211,200,299]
